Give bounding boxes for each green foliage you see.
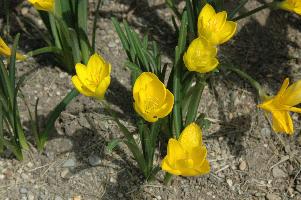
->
[34,0,103,73]
[112,18,164,82]
[0,34,26,160]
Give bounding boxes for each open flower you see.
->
[133,72,174,122]
[71,53,111,100]
[161,123,210,176]
[0,37,26,61]
[28,0,54,12]
[278,0,301,15]
[198,4,237,45]
[258,78,301,134]
[183,36,219,73]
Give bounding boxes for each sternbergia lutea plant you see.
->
[1,0,301,185]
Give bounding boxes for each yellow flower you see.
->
[0,37,26,61]
[71,53,111,100]
[258,78,301,134]
[278,0,301,15]
[28,0,54,12]
[161,123,210,176]
[198,4,237,45]
[133,72,174,122]
[183,36,219,73]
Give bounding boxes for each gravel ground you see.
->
[0,0,301,199]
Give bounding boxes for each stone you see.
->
[27,192,35,200]
[272,167,288,178]
[239,161,247,171]
[266,193,281,200]
[62,159,76,168]
[226,179,233,187]
[60,169,71,179]
[20,187,28,194]
[55,196,63,200]
[88,155,102,166]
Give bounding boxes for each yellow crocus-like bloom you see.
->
[161,123,210,176]
[198,4,237,45]
[258,78,301,134]
[183,36,219,73]
[278,0,301,15]
[28,0,54,12]
[0,37,26,61]
[72,53,111,100]
[133,72,174,122]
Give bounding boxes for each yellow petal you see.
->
[195,159,210,175]
[190,146,207,167]
[94,76,111,100]
[156,89,174,118]
[271,110,293,134]
[0,37,12,57]
[75,63,97,92]
[183,37,219,73]
[276,78,290,98]
[71,76,94,97]
[209,11,227,32]
[282,79,301,106]
[133,72,157,101]
[133,102,158,122]
[87,53,110,82]
[28,0,54,12]
[198,4,216,35]
[216,21,237,45]
[177,166,200,176]
[161,157,182,175]
[179,123,202,151]
[166,139,186,167]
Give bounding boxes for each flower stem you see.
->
[163,173,173,185]
[185,74,206,126]
[231,1,279,21]
[223,65,268,100]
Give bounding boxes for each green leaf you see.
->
[27,46,62,57]
[9,33,19,91]
[2,139,23,160]
[69,28,82,64]
[0,104,4,154]
[229,0,248,20]
[112,18,130,52]
[106,138,122,152]
[39,89,79,150]
[185,74,206,126]
[196,113,211,130]
[92,0,103,52]
[172,11,188,138]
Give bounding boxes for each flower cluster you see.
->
[184,4,237,73]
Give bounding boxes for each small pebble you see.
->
[60,169,70,179]
[27,192,35,200]
[239,161,247,171]
[62,159,76,168]
[55,196,63,200]
[20,187,28,194]
[88,155,102,166]
[272,166,288,178]
[226,179,233,187]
